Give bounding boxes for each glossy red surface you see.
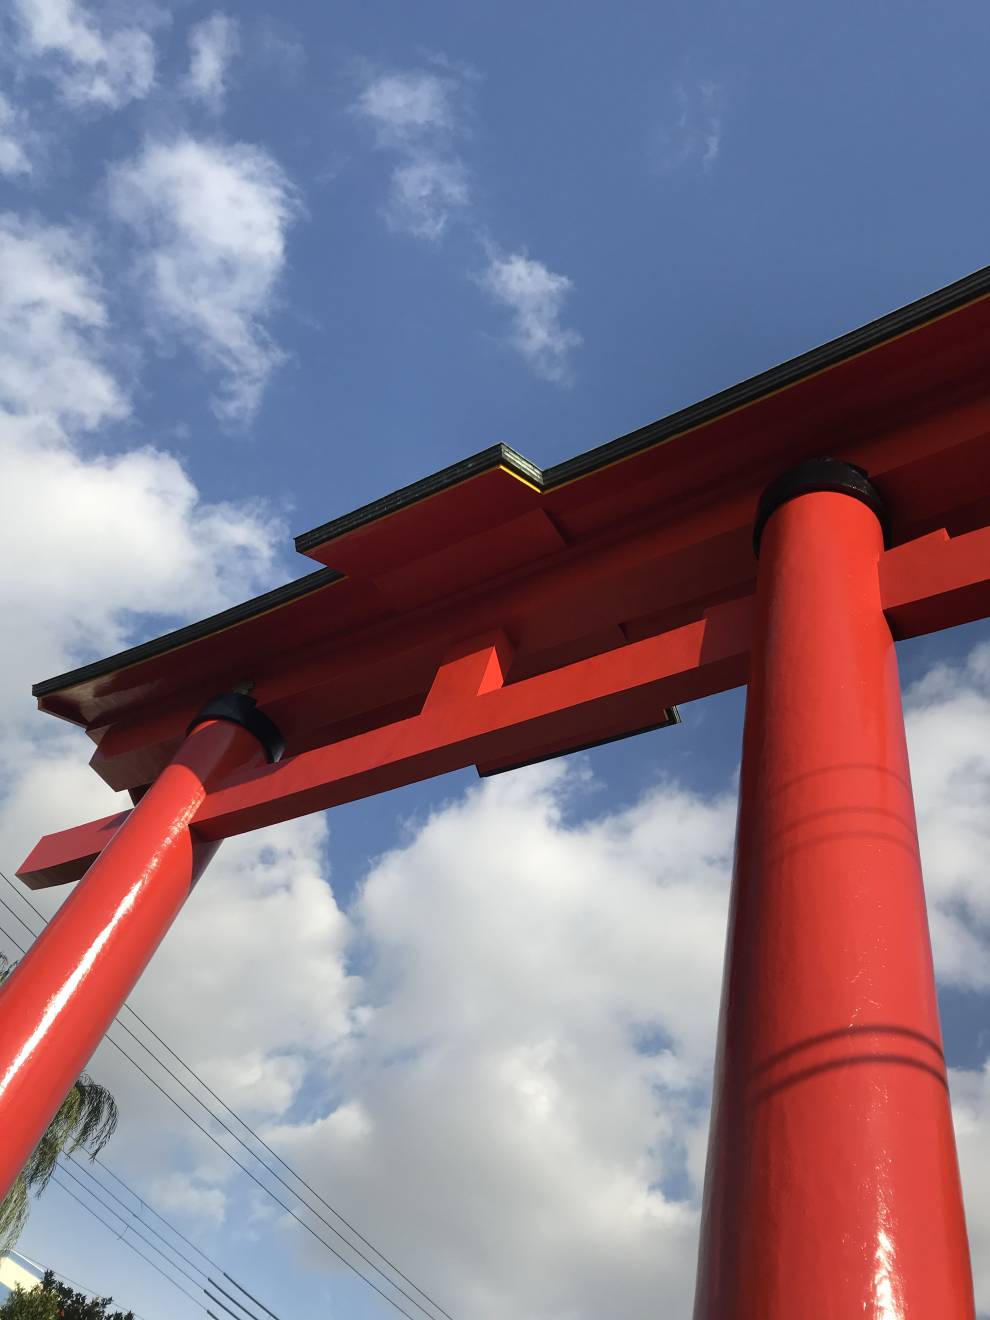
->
[30,285,990,795]
[0,717,265,1202]
[20,597,754,884]
[20,522,990,887]
[693,492,974,1318]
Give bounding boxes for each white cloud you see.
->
[659,80,722,173]
[251,764,735,1318]
[357,71,455,142]
[0,427,279,727]
[0,215,125,430]
[0,96,32,177]
[109,137,298,423]
[184,13,239,110]
[61,634,990,1320]
[13,0,155,109]
[480,248,583,383]
[356,69,470,240]
[387,155,469,241]
[905,642,990,988]
[0,213,280,729]
[0,208,294,1266]
[6,813,356,1243]
[951,1060,990,1307]
[355,66,583,378]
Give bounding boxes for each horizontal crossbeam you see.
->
[19,524,990,889]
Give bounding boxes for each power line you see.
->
[58,1159,205,1294]
[105,1016,445,1320]
[98,1028,422,1320]
[93,1158,228,1279]
[116,1002,452,1320]
[59,1159,271,1320]
[92,1155,282,1320]
[3,871,451,1320]
[65,1156,270,1320]
[0,881,451,1320]
[203,1278,265,1320]
[0,921,276,1320]
[50,1171,206,1315]
[221,1273,283,1320]
[11,1248,150,1320]
[66,1157,217,1294]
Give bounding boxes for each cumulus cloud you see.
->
[480,248,583,383]
[13,0,155,109]
[60,634,990,1320]
[0,215,125,430]
[0,203,290,1237]
[951,1059,990,1307]
[0,214,280,729]
[0,95,32,177]
[248,764,736,1318]
[184,13,239,110]
[355,69,470,240]
[109,137,298,423]
[0,428,278,726]
[905,642,990,987]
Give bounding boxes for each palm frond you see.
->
[0,1173,29,1255]
[0,954,119,1246]
[69,1074,119,1158]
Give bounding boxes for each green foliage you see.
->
[0,1285,60,1319]
[0,956,119,1253]
[0,1275,134,1320]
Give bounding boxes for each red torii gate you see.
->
[5,266,990,1317]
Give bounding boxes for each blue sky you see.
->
[2,2,990,1318]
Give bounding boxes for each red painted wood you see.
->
[0,717,266,1201]
[694,492,974,1318]
[25,517,990,887]
[35,292,990,759]
[880,524,990,639]
[19,598,755,885]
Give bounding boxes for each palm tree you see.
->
[0,954,118,1252]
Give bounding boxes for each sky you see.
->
[1,1,990,1317]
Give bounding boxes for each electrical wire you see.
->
[50,1171,207,1315]
[0,881,451,1320]
[0,921,263,1320]
[92,1158,226,1278]
[1,871,451,1319]
[56,1160,204,1294]
[8,1247,150,1320]
[66,1156,214,1291]
[117,1004,452,1320]
[65,1156,268,1320]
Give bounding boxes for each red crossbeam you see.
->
[20,597,752,887]
[19,524,990,889]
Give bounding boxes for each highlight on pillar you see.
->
[7,262,990,1317]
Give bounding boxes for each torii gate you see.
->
[4,265,990,1317]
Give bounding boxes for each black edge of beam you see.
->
[295,260,990,551]
[294,443,542,553]
[33,261,990,702]
[32,566,344,700]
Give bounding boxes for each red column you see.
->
[0,698,277,1201]
[693,464,974,1318]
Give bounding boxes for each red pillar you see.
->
[0,695,280,1201]
[694,462,974,1318]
